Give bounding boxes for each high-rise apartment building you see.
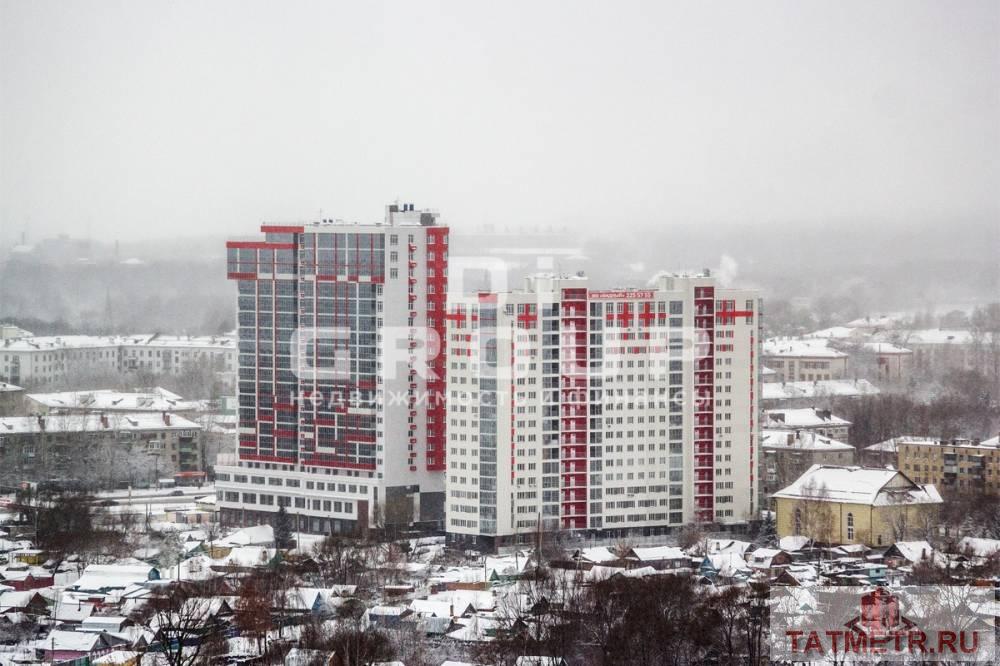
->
[445,271,761,549]
[216,204,448,534]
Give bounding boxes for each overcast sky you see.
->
[1,0,997,243]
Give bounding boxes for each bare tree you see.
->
[233,575,273,655]
[130,581,229,666]
[795,478,835,547]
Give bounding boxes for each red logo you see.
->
[845,587,916,637]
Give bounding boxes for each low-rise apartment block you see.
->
[0,412,203,489]
[762,338,848,382]
[762,429,855,499]
[895,436,1000,494]
[0,335,235,388]
[0,382,23,416]
[765,407,851,443]
[25,387,204,416]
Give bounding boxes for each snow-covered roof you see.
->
[706,539,753,555]
[778,535,811,552]
[896,329,976,345]
[583,565,623,583]
[762,429,854,452]
[1,334,234,353]
[0,566,47,583]
[27,388,203,413]
[578,546,619,564]
[447,615,498,642]
[53,600,96,622]
[0,590,42,611]
[430,567,488,585]
[220,524,274,547]
[958,537,1000,559]
[426,589,496,612]
[862,342,912,355]
[888,541,937,564]
[408,598,469,618]
[845,314,907,329]
[786,563,819,581]
[33,629,114,652]
[485,553,531,577]
[766,408,851,429]
[865,436,923,454]
[0,411,201,435]
[707,552,750,577]
[93,652,141,665]
[80,616,130,632]
[762,338,848,359]
[762,378,879,402]
[215,546,275,568]
[368,605,409,616]
[627,546,687,562]
[161,554,218,582]
[804,326,860,340]
[0,382,22,393]
[772,465,943,507]
[0,539,32,553]
[70,564,158,592]
[748,548,787,568]
[868,435,1000,452]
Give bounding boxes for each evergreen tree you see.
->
[759,511,778,546]
[274,504,293,550]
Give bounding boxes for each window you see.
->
[846,512,855,540]
[794,508,802,534]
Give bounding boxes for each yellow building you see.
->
[772,465,942,547]
[896,437,1000,494]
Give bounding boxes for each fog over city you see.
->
[0,4,999,665]
[2,0,998,334]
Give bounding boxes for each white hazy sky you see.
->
[1,0,997,242]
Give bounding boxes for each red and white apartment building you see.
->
[444,271,761,549]
[216,204,448,534]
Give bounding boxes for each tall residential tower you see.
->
[445,271,761,549]
[216,204,448,534]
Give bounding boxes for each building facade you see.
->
[761,429,855,500]
[860,342,913,382]
[444,271,761,549]
[215,204,449,535]
[762,338,849,383]
[773,465,942,547]
[0,382,23,416]
[0,335,235,388]
[25,387,203,416]
[765,407,851,443]
[895,437,1000,494]
[0,412,203,489]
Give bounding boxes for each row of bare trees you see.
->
[479,568,769,666]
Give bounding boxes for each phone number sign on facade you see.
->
[588,290,655,300]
